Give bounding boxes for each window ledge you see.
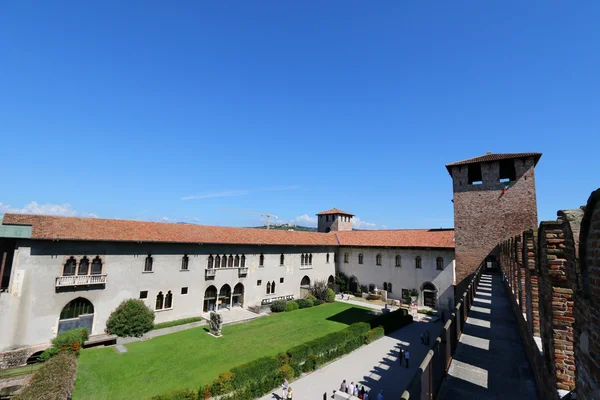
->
[154,308,173,313]
[179,269,190,272]
[142,271,154,274]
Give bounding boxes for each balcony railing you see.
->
[238,267,249,277]
[300,264,313,269]
[56,274,107,287]
[205,269,216,277]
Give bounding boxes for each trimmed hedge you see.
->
[369,308,413,334]
[14,353,77,400]
[270,300,287,313]
[326,288,336,303]
[40,328,89,361]
[285,301,299,312]
[296,299,313,309]
[363,327,385,344]
[150,388,198,400]
[153,317,203,330]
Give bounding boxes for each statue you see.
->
[209,312,223,337]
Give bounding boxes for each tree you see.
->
[106,299,155,337]
[308,280,330,302]
[335,272,349,292]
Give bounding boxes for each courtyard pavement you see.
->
[436,274,538,400]
[259,315,441,400]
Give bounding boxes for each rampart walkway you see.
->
[437,273,538,399]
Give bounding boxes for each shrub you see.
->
[14,353,77,400]
[230,356,280,390]
[313,298,325,306]
[360,285,368,293]
[151,388,198,400]
[362,327,385,344]
[335,272,349,292]
[354,291,363,297]
[296,299,313,309]
[198,384,211,399]
[369,308,413,334]
[303,354,317,372]
[40,328,89,361]
[106,299,154,337]
[285,301,299,312]
[326,288,336,303]
[277,352,290,366]
[305,294,318,302]
[308,280,331,302]
[270,300,287,313]
[279,364,295,380]
[153,317,203,330]
[211,371,235,395]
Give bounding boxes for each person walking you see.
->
[359,386,366,399]
[377,390,384,400]
[354,385,359,397]
[340,380,347,393]
[398,348,404,364]
[349,382,355,395]
[405,350,410,368]
[282,378,289,399]
[286,386,293,399]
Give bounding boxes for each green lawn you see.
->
[73,303,375,400]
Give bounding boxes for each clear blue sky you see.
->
[1,1,598,228]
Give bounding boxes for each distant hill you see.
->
[251,224,317,232]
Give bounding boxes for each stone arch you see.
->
[204,285,217,312]
[233,283,244,307]
[349,276,359,293]
[58,297,94,335]
[421,282,437,308]
[327,275,335,288]
[219,284,231,310]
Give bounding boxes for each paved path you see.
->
[259,318,441,400]
[437,274,538,400]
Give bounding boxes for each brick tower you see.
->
[316,208,353,233]
[446,152,541,294]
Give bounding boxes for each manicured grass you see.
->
[73,303,375,400]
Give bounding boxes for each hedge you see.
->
[362,327,385,344]
[369,308,413,334]
[40,328,89,361]
[296,299,313,309]
[285,301,299,312]
[270,300,287,313]
[153,317,203,330]
[14,353,77,400]
[106,299,155,337]
[150,388,198,400]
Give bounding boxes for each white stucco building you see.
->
[0,208,454,362]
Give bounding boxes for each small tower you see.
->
[446,152,541,293]
[316,208,354,233]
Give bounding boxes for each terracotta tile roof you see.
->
[335,229,455,248]
[445,152,542,173]
[316,208,354,216]
[1,214,339,246]
[1,214,455,249]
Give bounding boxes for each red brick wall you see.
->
[523,229,540,337]
[575,189,600,400]
[451,157,538,294]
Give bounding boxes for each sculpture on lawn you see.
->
[209,312,223,337]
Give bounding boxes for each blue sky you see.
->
[0,1,598,228]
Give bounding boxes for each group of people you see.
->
[339,380,384,400]
[281,379,293,399]
[420,330,431,346]
[398,346,410,368]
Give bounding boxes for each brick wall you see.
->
[523,229,540,337]
[575,189,600,400]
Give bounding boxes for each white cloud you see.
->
[352,216,377,230]
[0,201,98,218]
[181,190,249,200]
[291,214,318,227]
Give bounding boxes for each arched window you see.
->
[165,290,173,309]
[208,255,214,269]
[215,255,220,268]
[266,281,271,294]
[271,281,276,293]
[234,255,240,267]
[228,255,234,268]
[91,256,103,275]
[155,291,164,310]
[395,255,401,267]
[280,254,285,265]
[309,254,313,265]
[60,298,94,319]
[63,257,77,276]
[326,253,330,263]
[144,255,153,272]
[344,253,349,263]
[301,276,311,287]
[376,254,382,266]
[388,283,393,293]
[358,254,364,264]
[241,255,246,268]
[301,254,305,265]
[221,255,227,268]
[436,257,444,270]
[259,253,264,267]
[383,282,388,291]
[181,255,189,271]
[78,257,89,275]
[416,256,422,269]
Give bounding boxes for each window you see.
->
[181,287,188,295]
[280,277,284,283]
[376,254,382,266]
[215,255,220,268]
[60,298,93,319]
[395,255,401,267]
[326,253,330,263]
[436,257,444,270]
[78,257,89,275]
[334,253,337,263]
[280,254,285,265]
[383,282,388,291]
[241,255,246,268]
[266,281,271,294]
[301,254,305,266]
[208,255,214,269]
[155,291,164,310]
[271,281,276,293]
[344,253,349,263]
[468,163,483,185]
[415,256,422,269]
[91,256,103,275]
[165,290,173,308]
[181,255,189,271]
[144,255,153,272]
[358,253,364,264]
[234,255,240,267]
[388,283,393,293]
[257,279,262,286]
[499,159,516,183]
[309,254,312,265]
[221,255,227,268]
[259,254,264,267]
[63,256,77,276]
[228,255,233,268]
[140,290,148,299]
